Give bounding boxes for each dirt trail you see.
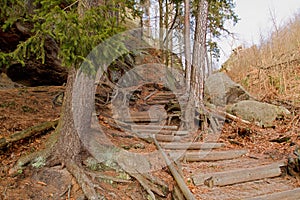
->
[0,77,299,199]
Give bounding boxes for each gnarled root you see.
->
[64,159,105,200]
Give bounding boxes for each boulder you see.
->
[227,100,290,127]
[205,72,253,106]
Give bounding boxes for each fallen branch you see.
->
[152,136,196,200]
[0,119,59,149]
[206,107,256,126]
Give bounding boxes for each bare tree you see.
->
[184,0,192,92]
[182,0,209,130]
[191,0,208,106]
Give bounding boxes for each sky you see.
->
[217,0,300,65]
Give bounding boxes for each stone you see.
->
[227,100,290,127]
[205,72,253,106]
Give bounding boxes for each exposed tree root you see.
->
[9,123,60,174]
[130,172,168,198]
[86,171,132,184]
[64,159,105,200]
[0,119,58,149]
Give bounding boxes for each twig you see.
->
[60,184,72,199]
[206,107,256,126]
[67,184,72,200]
[144,91,157,101]
[63,0,79,10]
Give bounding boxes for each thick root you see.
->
[64,159,105,200]
[9,125,60,175]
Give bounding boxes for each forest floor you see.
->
[0,73,300,200]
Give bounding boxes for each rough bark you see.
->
[183,0,209,130]
[191,0,208,107]
[54,68,82,164]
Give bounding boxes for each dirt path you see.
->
[0,78,299,199]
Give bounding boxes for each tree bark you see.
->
[183,0,209,130]
[54,68,82,164]
[159,0,164,49]
[191,0,208,107]
[184,0,191,92]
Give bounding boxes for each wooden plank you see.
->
[130,124,178,130]
[161,142,225,150]
[147,100,171,105]
[184,149,248,162]
[155,134,184,142]
[152,95,176,100]
[119,116,166,123]
[245,188,300,200]
[133,129,188,136]
[169,150,247,162]
[137,134,184,142]
[133,129,172,135]
[193,162,284,186]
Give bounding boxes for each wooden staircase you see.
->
[113,89,299,200]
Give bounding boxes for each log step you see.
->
[170,149,248,162]
[245,188,300,200]
[151,94,176,100]
[193,162,285,186]
[161,142,225,150]
[130,124,178,130]
[138,134,186,142]
[147,100,171,105]
[132,129,188,136]
[118,117,166,123]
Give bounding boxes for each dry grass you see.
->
[222,13,300,108]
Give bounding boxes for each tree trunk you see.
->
[159,0,164,49]
[191,0,208,107]
[52,67,100,199]
[183,0,209,130]
[54,68,82,164]
[184,0,191,92]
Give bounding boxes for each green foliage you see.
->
[208,0,239,37]
[188,0,239,60]
[0,0,138,69]
[0,0,26,28]
[207,0,239,60]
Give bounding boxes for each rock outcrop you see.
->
[227,100,291,127]
[205,72,253,106]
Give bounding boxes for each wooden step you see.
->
[133,129,188,136]
[118,116,166,123]
[146,100,171,105]
[193,162,285,187]
[151,94,176,100]
[137,133,186,142]
[170,149,248,162]
[245,188,300,200]
[130,124,178,130]
[161,142,225,150]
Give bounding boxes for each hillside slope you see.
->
[222,13,300,111]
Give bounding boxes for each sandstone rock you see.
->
[205,72,253,106]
